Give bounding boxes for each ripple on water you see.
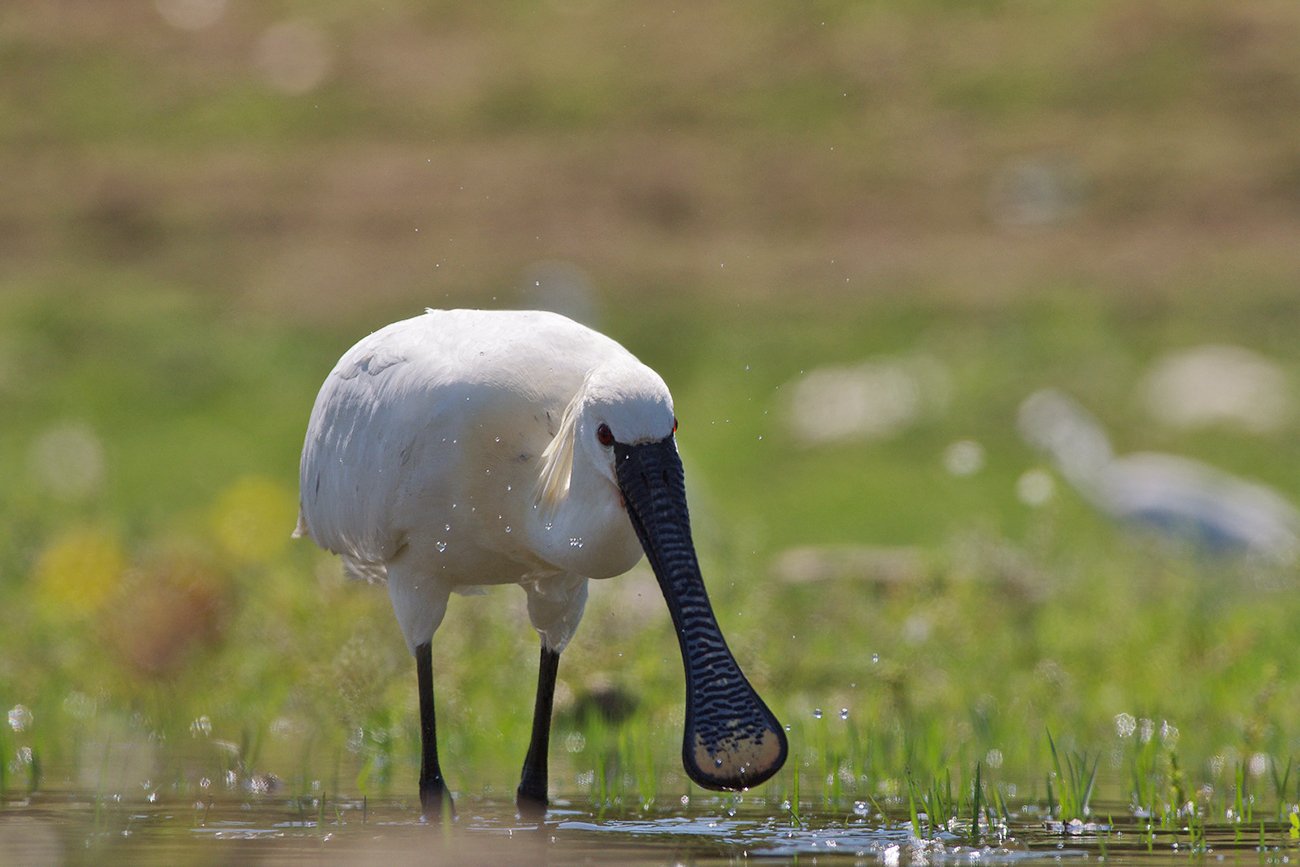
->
[7,791,1291,864]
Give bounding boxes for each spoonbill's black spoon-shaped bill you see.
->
[295,309,786,817]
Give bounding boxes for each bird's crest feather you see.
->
[535,390,582,517]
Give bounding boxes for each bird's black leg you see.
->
[416,641,453,819]
[516,645,561,818]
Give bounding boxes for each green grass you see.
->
[2,285,1299,822]
[1046,730,1098,821]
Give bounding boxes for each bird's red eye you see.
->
[596,423,615,447]
[672,417,679,433]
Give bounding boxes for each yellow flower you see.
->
[210,475,297,564]
[33,527,125,619]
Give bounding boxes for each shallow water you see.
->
[2,790,1296,865]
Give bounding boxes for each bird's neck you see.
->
[525,469,642,579]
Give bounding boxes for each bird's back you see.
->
[296,309,635,582]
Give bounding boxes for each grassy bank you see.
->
[2,285,1297,820]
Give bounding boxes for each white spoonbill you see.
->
[295,308,787,816]
[1018,388,1300,563]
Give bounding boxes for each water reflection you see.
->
[0,791,1047,865]
[6,789,1298,864]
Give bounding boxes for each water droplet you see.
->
[436,541,448,553]
[840,708,849,721]
[853,800,869,817]
[8,704,33,733]
[812,708,823,719]
[871,653,880,664]
[504,526,512,534]
[444,523,451,532]
[715,758,724,768]
[494,436,501,443]
[568,537,584,548]
[506,484,512,492]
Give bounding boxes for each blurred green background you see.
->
[3,1,1299,810]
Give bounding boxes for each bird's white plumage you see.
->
[1018,388,1300,562]
[296,308,676,651]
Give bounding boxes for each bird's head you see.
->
[536,358,787,793]
[536,360,675,510]
[577,361,678,486]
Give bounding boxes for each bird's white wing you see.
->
[297,316,452,579]
[296,309,638,581]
